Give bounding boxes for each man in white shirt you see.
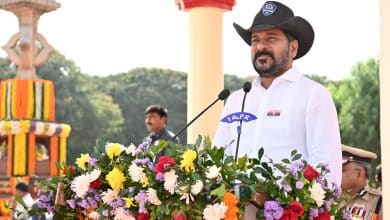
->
[11,182,34,220]
[213,1,342,216]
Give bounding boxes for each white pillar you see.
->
[380,0,389,217]
[187,7,224,143]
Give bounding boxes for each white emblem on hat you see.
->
[262,1,277,16]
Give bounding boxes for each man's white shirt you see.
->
[14,193,34,220]
[213,67,342,185]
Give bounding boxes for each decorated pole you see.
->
[0,2,71,213]
[177,0,235,143]
[380,0,389,217]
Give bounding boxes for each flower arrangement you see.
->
[30,138,350,220]
[31,137,251,219]
[244,149,351,220]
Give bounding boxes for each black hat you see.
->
[233,1,314,59]
[341,144,377,166]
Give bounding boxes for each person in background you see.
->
[11,182,34,220]
[144,105,179,160]
[341,145,382,220]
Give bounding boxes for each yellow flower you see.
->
[3,121,11,134]
[106,167,126,190]
[20,120,30,133]
[105,143,124,159]
[75,153,91,170]
[140,177,149,187]
[180,150,197,172]
[122,197,136,208]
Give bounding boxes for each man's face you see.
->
[145,112,166,134]
[341,162,365,192]
[15,189,25,197]
[251,28,297,78]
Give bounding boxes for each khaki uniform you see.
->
[346,186,382,220]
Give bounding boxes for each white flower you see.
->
[89,169,101,182]
[191,180,203,195]
[180,193,194,205]
[147,188,162,205]
[310,182,326,207]
[88,211,100,220]
[164,169,178,194]
[114,207,135,220]
[102,188,119,204]
[128,163,146,182]
[125,144,137,156]
[70,174,90,198]
[206,165,221,179]
[70,169,101,198]
[203,202,227,220]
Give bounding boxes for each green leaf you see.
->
[224,156,234,165]
[238,175,252,184]
[258,148,264,161]
[210,185,226,198]
[151,141,169,155]
[253,167,263,173]
[194,135,202,147]
[292,153,302,161]
[291,150,297,157]
[203,136,212,148]
[191,173,202,181]
[282,159,291,164]
[238,155,248,170]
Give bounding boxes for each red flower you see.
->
[89,179,102,189]
[314,211,331,220]
[62,166,75,176]
[288,201,304,218]
[280,210,292,220]
[173,213,186,220]
[137,212,150,220]
[303,165,320,181]
[155,156,176,174]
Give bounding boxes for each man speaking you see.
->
[213,1,341,185]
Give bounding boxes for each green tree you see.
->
[0,57,16,80]
[36,52,125,161]
[100,68,187,144]
[328,59,380,160]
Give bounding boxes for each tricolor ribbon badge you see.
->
[267,110,281,116]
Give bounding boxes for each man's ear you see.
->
[357,168,366,181]
[163,117,168,125]
[290,39,298,59]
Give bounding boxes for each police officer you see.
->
[341,145,382,220]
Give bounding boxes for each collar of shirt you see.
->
[150,128,168,140]
[253,66,302,89]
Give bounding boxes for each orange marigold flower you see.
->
[224,192,239,220]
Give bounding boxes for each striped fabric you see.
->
[0,79,55,121]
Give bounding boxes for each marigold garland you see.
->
[0,79,55,120]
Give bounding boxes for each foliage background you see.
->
[0,53,380,172]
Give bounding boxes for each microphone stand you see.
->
[234,82,251,162]
[170,89,230,141]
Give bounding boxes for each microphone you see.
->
[235,82,252,161]
[171,89,230,141]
